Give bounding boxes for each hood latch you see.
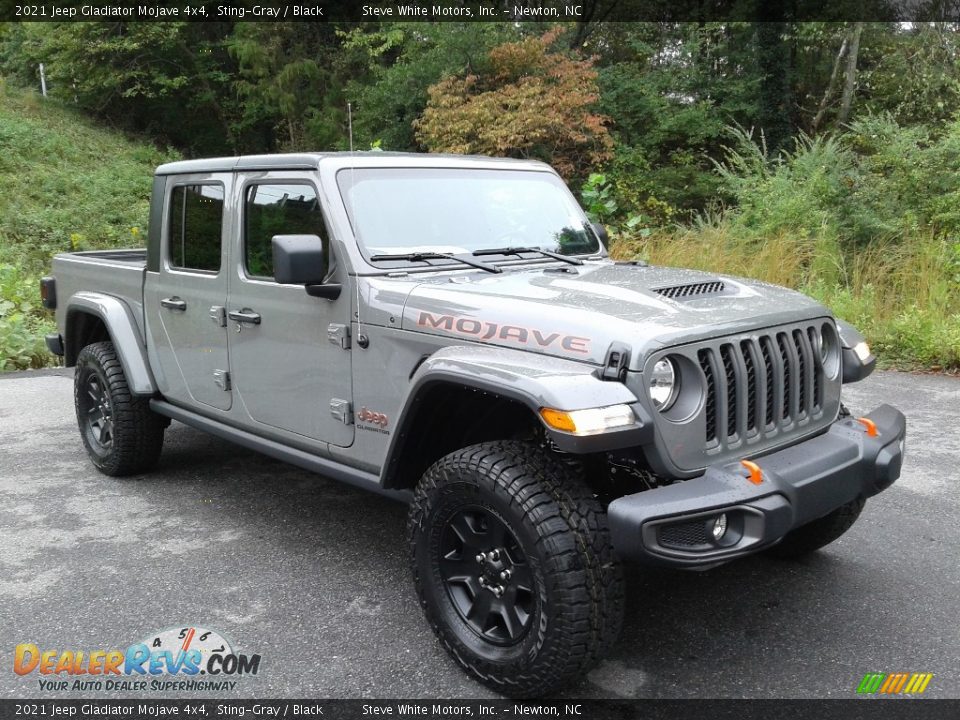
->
[599,342,631,382]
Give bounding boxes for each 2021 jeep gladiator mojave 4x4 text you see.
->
[41,153,906,696]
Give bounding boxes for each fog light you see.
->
[711,513,728,541]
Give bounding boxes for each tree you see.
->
[228,23,351,151]
[414,29,612,180]
[2,22,238,155]
[341,22,515,151]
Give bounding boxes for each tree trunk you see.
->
[812,32,849,132]
[756,20,793,154]
[837,22,864,125]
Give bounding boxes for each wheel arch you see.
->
[380,346,643,491]
[65,292,157,395]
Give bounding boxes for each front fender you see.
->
[66,292,157,395]
[382,345,651,486]
[836,318,877,383]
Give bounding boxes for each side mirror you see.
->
[592,222,609,247]
[271,234,340,299]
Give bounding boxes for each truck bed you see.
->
[58,248,148,266]
[51,248,149,339]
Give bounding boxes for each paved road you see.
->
[0,369,957,700]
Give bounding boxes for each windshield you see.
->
[336,168,601,261]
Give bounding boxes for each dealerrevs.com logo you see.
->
[14,626,261,692]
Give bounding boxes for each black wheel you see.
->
[408,441,624,697]
[74,341,165,476]
[765,496,866,559]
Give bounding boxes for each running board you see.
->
[149,399,411,503]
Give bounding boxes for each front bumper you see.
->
[608,404,906,567]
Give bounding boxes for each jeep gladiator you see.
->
[41,153,906,696]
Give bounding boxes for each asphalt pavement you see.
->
[0,368,957,699]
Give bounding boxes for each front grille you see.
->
[653,280,725,300]
[698,325,826,447]
[660,521,709,548]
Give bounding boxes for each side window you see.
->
[244,183,326,279]
[169,184,224,272]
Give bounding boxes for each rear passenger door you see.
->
[146,176,233,411]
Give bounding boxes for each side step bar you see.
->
[149,399,412,504]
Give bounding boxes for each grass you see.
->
[1,79,956,372]
[611,225,960,371]
[0,79,178,370]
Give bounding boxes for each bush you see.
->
[612,227,960,371]
[0,81,178,371]
[0,264,52,370]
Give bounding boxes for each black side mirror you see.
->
[592,222,609,247]
[272,234,340,299]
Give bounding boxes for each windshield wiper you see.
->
[369,252,501,274]
[472,246,584,266]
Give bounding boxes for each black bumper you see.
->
[608,405,906,567]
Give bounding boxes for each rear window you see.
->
[168,184,224,272]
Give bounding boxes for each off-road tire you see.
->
[765,496,866,559]
[408,441,624,697]
[74,341,165,476]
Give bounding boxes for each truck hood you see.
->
[400,261,831,369]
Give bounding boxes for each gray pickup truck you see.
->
[41,153,906,696]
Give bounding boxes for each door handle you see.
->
[160,297,187,311]
[228,309,261,325]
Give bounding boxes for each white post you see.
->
[39,63,47,97]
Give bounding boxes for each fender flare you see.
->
[836,318,876,383]
[65,292,157,395]
[380,345,651,488]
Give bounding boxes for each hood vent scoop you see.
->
[653,280,726,300]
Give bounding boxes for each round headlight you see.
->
[649,358,678,411]
[813,330,828,364]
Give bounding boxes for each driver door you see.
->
[226,173,354,447]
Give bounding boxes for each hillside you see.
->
[0,80,178,369]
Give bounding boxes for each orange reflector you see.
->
[539,408,576,433]
[741,460,763,485]
[857,417,879,437]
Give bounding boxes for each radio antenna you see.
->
[347,101,363,343]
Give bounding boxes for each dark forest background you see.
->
[0,21,958,369]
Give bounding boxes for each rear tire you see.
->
[408,440,624,697]
[74,341,165,476]
[765,496,866,559]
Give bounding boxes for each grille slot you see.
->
[653,280,725,300]
[699,324,826,447]
[699,350,717,444]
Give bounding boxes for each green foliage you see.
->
[415,29,612,181]
[228,24,352,151]
[0,263,50,370]
[0,82,178,370]
[614,226,960,371]
[859,23,960,128]
[712,115,960,246]
[2,21,960,371]
[342,23,512,152]
[2,22,238,155]
[580,173,648,237]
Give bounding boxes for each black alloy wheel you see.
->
[408,440,624,697]
[439,506,535,645]
[74,341,166,476]
[79,372,115,451]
